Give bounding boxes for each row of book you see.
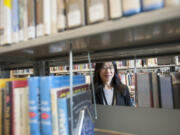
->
[0,75,94,135]
[136,72,180,109]
[0,0,179,45]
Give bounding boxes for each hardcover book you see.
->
[158,75,174,109]
[66,0,86,28]
[171,72,180,109]
[86,0,109,24]
[28,77,41,135]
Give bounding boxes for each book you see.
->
[0,0,12,45]
[0,0,3,45]
[4,82,13,135]
[158,75,174,109]
[12,0,19,43]
[136,73,153,107]
[40,76,66,135]
[171,72,180,109]
[0,78,27,135]
[19,0,25,41]
[36,0,44,37]
[86,0,109,24]
[23,0,28,41]
[28,77,41,135]
[122,0,141,16]
[50,76,86,135]
[109,0,122,19]
[57,0,66,31]
[151,73,160,108]
[43,0,51,35]
[51,0,57,34]
[11,80,29,135]
[66,0,86,28]
[165,0,180,6]
[142,0,164,11]
[27,0,36,39]
[58,91,94,135]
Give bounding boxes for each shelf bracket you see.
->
[69,42,74,135]
[88,51,98,119]
[33,61,49,76]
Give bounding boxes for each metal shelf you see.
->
[1,6,180,69]
[94,105,180,135]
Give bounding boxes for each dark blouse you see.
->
[95,85,132,106]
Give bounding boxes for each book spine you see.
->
[12,0,19,43]
[1,89,5,135]
[20,87,30,135]
[2,0,12,45]
[51,89,59,135]
[51,0,57,34]
[67,1,82,28]
[57,0,66,31]
[43,0,51,35]
[0,88,2,135]
[14,89,21,135]
[28,77,40,135]
[57,98,69,135]
[27,0,36,39]
[5,82,12,135]
[23,0,28,41]
[142,0,164,11]
[40,77,53,135]
[122,0,141,16]
[36,0,44,37]
[18,0,25,41]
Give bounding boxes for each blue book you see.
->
[40,76,65,135]
[58,91,94,135]
[58,97,70,135]
[142,0,164,11]
[12,0,19,42]
[28,77,40,135]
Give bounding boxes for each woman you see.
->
[93,62,132,106]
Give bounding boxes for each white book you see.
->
[51,0,57,34]
[109,0,122,19]
[14,89,21,135]
[19,0,25,41]
[51,88,64,135]
[20,87,30,135]
[43,0,51,35]
[122,0,141,15]
[23,0,28,41]
[165,0,180,6]
[0,0,12,45]
[57,0,66,31]
[0,0,4,45]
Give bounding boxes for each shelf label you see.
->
[89,3,105,22]
[68,10,81,27]
[57,14,66,29]
[28,26,35,39]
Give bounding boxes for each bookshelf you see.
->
[1,5,180,135]
[0,6,180,69]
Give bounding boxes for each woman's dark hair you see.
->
[93,62,125,94]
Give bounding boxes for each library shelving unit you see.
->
[1,6,180,135]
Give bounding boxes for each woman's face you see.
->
[99,62,115,85]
